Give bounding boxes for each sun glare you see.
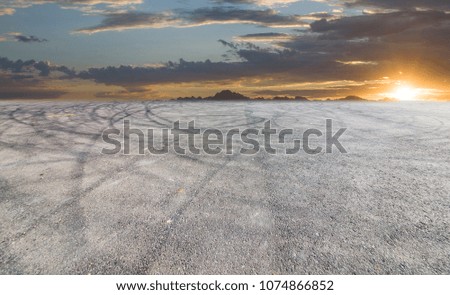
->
[391,86,419,101]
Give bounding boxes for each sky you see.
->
[0,0,449,100]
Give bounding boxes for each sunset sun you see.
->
[391,86,419,101]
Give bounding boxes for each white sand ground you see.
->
[0,101,448,274]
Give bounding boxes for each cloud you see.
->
[234,32,294,42]
[285,12,450,64]
[213,0,299,6]
[0,57,76,77]
[185,7,304,26]
[76,7,307,33]
[0,56,79,99]
[73,8,450,99]
[11,34,48,43]
[1,0,142,7]
[76,12,180,33]
[0,1,142,14]
[299,12,337,20]
[310,10,450,39]
[0,32,49,43]
[344,0,450,11]
[0,7,15,15]
[76,47,379,90]
[77,59,250,86]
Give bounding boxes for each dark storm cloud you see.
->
[13,34,48,43]
[345,0,450,10]
[76,7,306,33]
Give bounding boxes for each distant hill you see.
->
[379,97,398,102]
[271,95,309,101]
[177,91,311,101]
[175,91,382,102]
[335,95,367,101]
[294,96,309,101]
[177,90,253,101]
[208,90,251,100]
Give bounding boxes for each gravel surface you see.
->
[0,101,448,274]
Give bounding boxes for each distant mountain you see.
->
[208,90,251,100]
[336,95,367,101]
[379,97,398,102]
[174,90,323,101]
[176,90,310,101]
[272,95,309,101]
[175,92,402,102]
[294,96,309,101]
[335,96,399,102]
